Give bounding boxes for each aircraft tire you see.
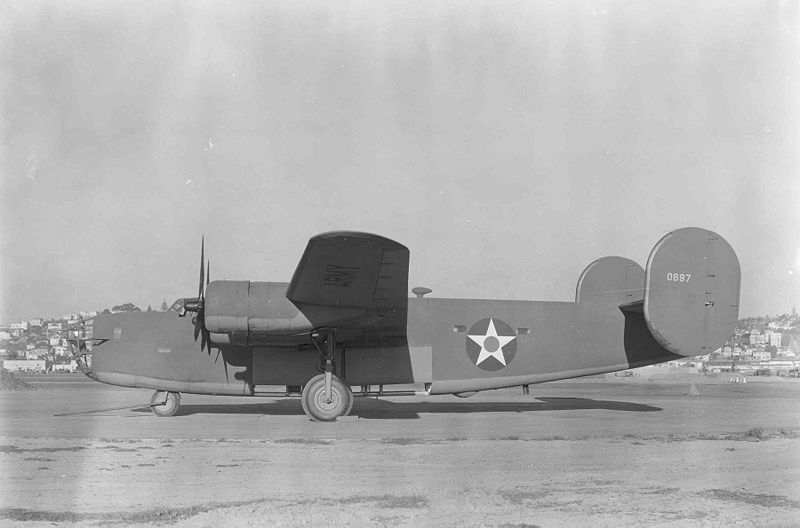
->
[301,374,353,422]
[149,390,181,417]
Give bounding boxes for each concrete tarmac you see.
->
[1,373,799,527]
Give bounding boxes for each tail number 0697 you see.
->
[666,272,691,282]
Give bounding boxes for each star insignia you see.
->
[467,318,517,367]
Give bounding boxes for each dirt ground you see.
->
[1,373,799,527]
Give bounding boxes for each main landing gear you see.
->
[301,373,353,422]
[302,328,353,422]
[150,390,181,417]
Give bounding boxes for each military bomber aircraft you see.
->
[67,227,740,421]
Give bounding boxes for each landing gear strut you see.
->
[149,390,181,417]
[302,329,353,422]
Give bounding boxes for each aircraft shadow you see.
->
[130,396,661,419]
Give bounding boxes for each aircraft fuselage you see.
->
[87,295,677,397]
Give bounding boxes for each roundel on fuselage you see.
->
[465,317,518,371]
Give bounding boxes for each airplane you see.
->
[67,227,740,422]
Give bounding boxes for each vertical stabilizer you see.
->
[643,228,740,356]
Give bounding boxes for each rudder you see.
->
[643,227,740,356]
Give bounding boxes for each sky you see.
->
[1,0,799,323]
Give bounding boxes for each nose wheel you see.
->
[149,390,181,417]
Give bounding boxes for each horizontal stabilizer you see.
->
[619,299,644,314]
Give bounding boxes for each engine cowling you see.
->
[204,281,315,335]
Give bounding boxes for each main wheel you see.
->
[149,390,181,417]
[301,374,353,422]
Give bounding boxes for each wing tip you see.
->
[310,231,408,251]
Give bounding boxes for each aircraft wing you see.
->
[286,232,409,331]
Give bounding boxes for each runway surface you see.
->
[1,373,799,527]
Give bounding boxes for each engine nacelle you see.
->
[204,281,315,335]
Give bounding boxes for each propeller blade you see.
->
[206,260,210,286]
[198,236,205,300]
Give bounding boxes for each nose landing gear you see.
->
[149,390,181,417]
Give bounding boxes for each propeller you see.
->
[182,236,212,354]
[201,258,210,352]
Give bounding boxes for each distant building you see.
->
[705,360,736,373]
[51,360,78,373]
[766,359,800,372]
[10,322,28,331]
[27,318,43,327]
[752,349,771,361]
[0,331,10,340]
[3,359,46,372]
[768,332,782,347]
[26,348,49,360]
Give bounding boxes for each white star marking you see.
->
[467,318,517,366]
